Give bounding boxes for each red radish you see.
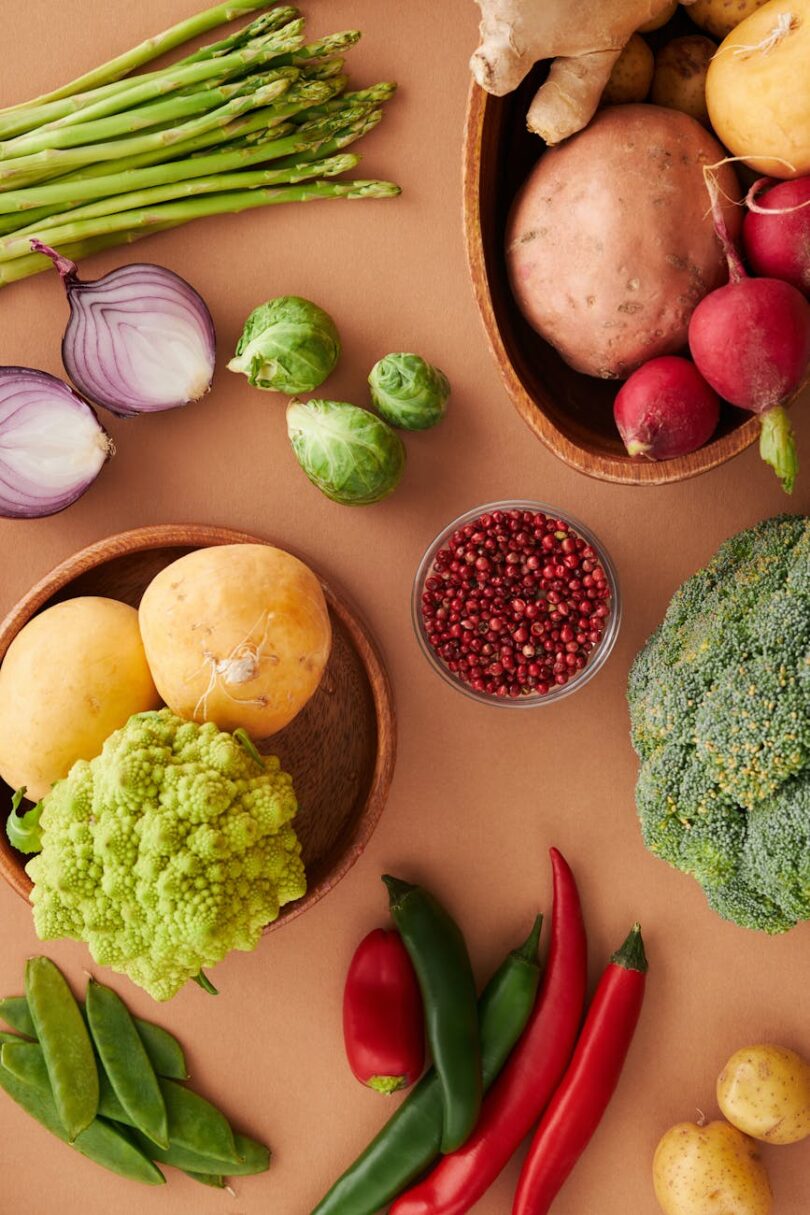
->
[687,173,810,493]
[743,177,810,296]
[614,356,720,460]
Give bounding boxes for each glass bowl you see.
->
[412,500,621,707]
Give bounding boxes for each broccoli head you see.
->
[24,709,306,1000]
[627,515,810,934]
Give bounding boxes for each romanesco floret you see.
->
[627,515,810,934]
[25,709,306,1000]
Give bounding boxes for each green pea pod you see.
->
[25,958,98,1141]
[311,915,544,1215]
[183,1170,226,1187]
[0,995,188,1080]
[3,1042,142,1130]
[0,996,35,1037]
[86,980,168,1150]
[0,1030,26,1045]
[382,876,481,1153]
[134,1129,270,1176]
[0,1063,164,1185]
[159,1078,239,1165]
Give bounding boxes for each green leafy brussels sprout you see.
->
[286,399,405,506]
[368,352,450,430]
[227,295,340,393]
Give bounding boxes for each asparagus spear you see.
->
[0,108,384,235]
[0,228,180,286]
[1,68,302,160]
[4,153,361,251]
[0,0,273,116]
[0,179,400,279]
[0,76,316,189]
[16,22,307,138]
[0,8,300,141]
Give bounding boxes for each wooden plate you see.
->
[462,73,761,485]
[0,525,396,929]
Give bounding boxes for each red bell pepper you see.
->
[343,928,425,1095]
[512,923,649,1215]
[390,847,587,1215]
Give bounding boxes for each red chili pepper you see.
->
[390,847,587,1215]
[343,928,425,1095]
[512,923,649,1215]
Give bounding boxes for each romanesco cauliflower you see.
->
[25,709,306,1000]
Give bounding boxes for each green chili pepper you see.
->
[382,875,481,1153]
[24,958,98,1141]
[311,915,544,1215]
[86,979,168,1150]
[0,1062,164,1185]
[0,994,187,1079]
[134,1128,270,1175]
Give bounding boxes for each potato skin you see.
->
[686,0,770,39]
[0,597,161,801]
[639,0,679,32]
[505,105,741,379]
[652,35,715,125]
[718,1045,810,1145]
[653,1121,772,1215]
[602,34,654,104]
[706,0,810,179]
[139,544,331,738]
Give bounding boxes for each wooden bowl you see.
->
[462,74,760,485]
[0,525,396,929]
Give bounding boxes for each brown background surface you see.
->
[0,2,808,1212]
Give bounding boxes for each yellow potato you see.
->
[640,0,679,31]
[685,0,771,39]
[653,1121,772,1215]
[705,0,810,177]
[602,34,655,104]
[652,35,715,125]
[718,1044,810,1145]
[139,544,331,738]
[0,597,161,801]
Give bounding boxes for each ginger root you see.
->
[471,0,695,144]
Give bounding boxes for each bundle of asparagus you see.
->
[0,0,399,285]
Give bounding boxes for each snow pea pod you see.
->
[311,916,544,1215]
[24,958,98,1141]
[0,1030,25,1045]
[86,979,168,1149]
[183,1170,226,1187]
[3,1041,143,1129]
[0,1062,164,1184]
[134,1128,270,1175]
[159,1078,239,1164]
[0,994,187,1079]
[382,876,482,1153]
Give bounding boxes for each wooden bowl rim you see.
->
[462,80,762,486]
[0,523,397,932]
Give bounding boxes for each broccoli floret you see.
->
[25,709,306,1000]
[628,515,810,934]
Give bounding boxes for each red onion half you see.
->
[31,242,216,418]
[0,367,112,518]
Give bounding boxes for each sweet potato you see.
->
[505,105,741,379]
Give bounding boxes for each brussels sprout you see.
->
[227,296,340,393]
[286,399,405,506]
[368,353,450,430]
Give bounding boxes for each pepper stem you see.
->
[512,914,543,964]
[759,406,798,494]
[381,874,416,908]
[610,923,648,973]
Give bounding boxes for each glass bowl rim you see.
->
[411,498,622,708]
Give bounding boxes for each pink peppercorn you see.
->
[420,508,613,700]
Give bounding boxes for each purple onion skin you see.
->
[31,242,216,419]
[0,367,112,519]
